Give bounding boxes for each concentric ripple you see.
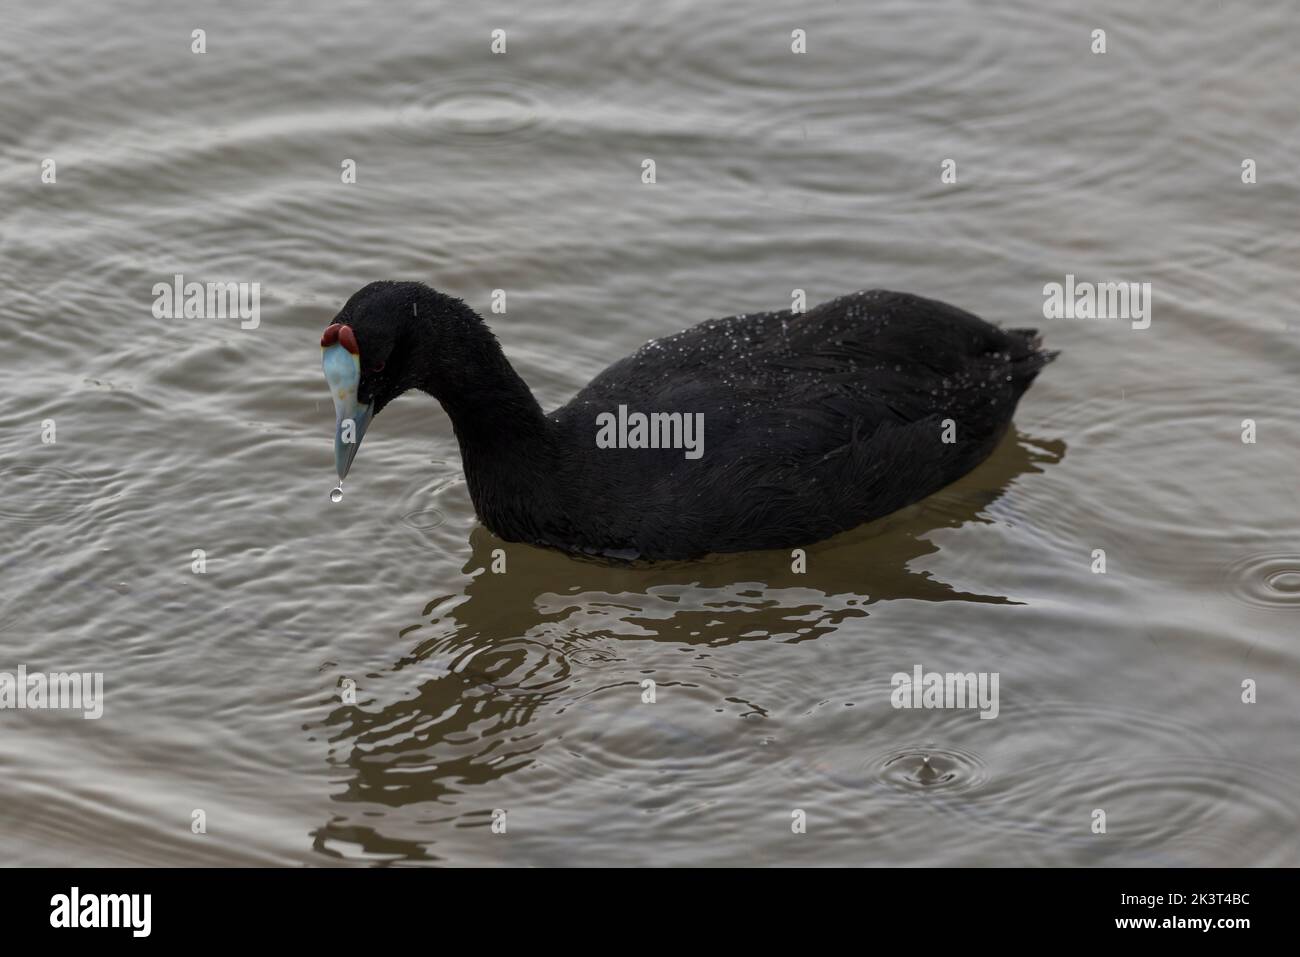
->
[0,465,97,526]
[400,508,445,532]
[875,745,990,794]
[1221,553,1300,611]
[391,73,556,148]
[995,755,1300,866]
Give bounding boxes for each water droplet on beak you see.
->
[329,484,344,503]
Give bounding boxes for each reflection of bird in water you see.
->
[308,427,1064,860]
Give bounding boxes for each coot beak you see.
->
[322,332,372,480]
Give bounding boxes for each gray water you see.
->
[1,0,1297,866]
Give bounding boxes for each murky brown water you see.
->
[1,0,1297,866]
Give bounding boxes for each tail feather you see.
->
[1004,327,1058,389]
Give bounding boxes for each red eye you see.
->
[368,360,385,373]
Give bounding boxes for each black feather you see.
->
[328,283,1056,561]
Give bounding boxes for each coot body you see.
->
[321,283,1055,561]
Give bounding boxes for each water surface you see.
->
[1,0,1297,866]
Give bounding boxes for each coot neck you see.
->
[412,308,558,535]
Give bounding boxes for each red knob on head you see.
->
[339,325,360,355]
[320,323,341,347]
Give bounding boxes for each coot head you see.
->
[320,281,514,479]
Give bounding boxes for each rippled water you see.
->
[1,0,1297,866]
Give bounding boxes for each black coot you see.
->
[321,282,1055,560]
